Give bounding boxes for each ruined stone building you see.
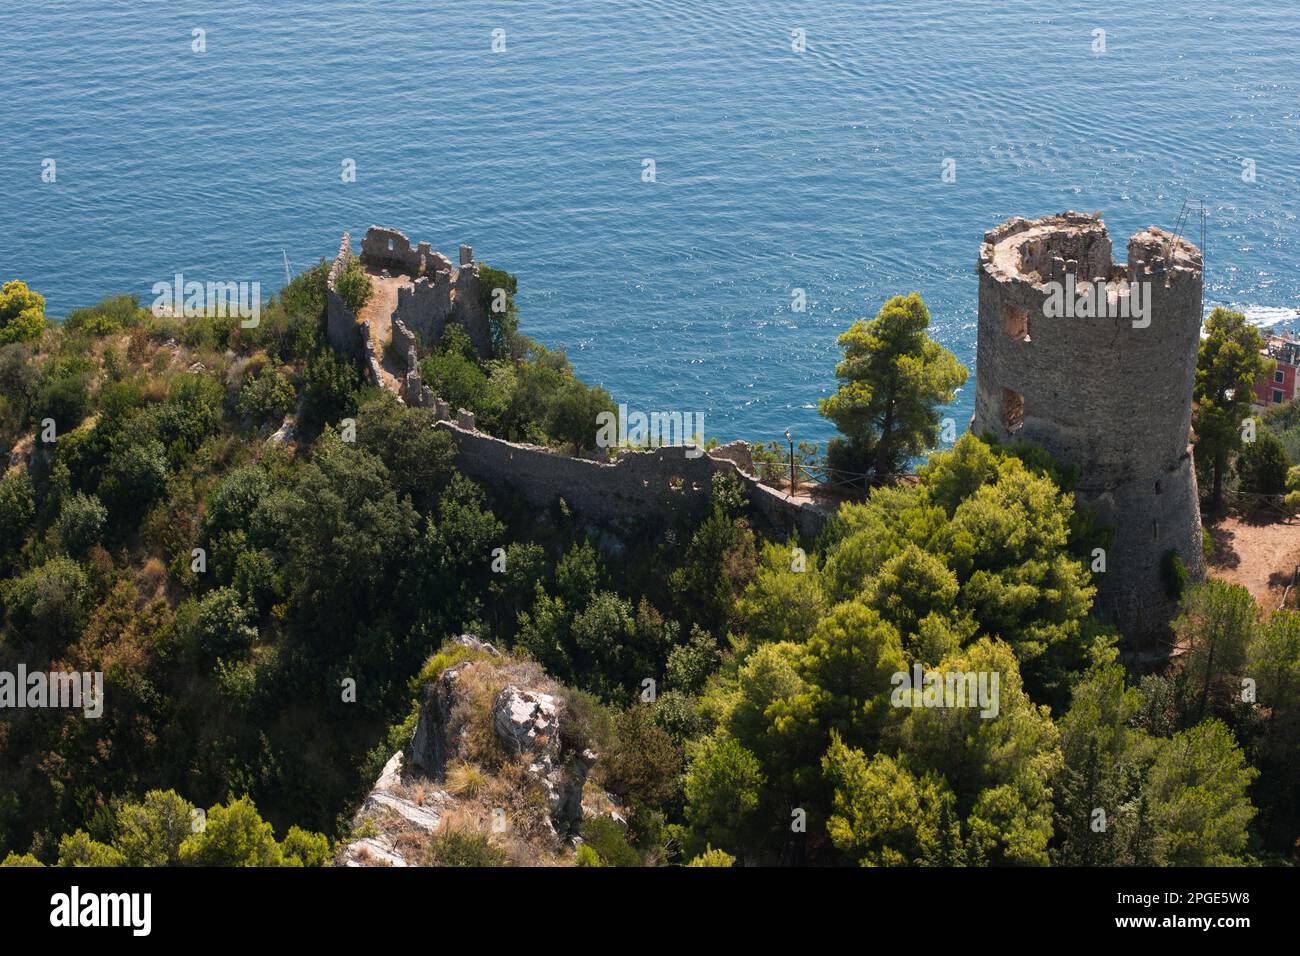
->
[320,225,828,541]
[325,226,491,408]
[972,211,1205,639]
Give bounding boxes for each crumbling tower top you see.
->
[971,211,1206,641]
[980,210,1202,293]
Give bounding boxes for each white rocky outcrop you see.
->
[338,636,610,866]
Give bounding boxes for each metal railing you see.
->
[754,459,913,496]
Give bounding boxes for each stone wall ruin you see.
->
[433,412,826,541]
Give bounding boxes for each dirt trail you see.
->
[356,269,412,391]
[1206,515,1300,613]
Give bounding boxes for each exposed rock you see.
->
[268,416,297,444]
[6,433,34,476]
[343,838,407,868]
[336,752,454,867]
[488,685,594,829]
[493,685,560,762]
[338,637,614,866]
[452,634,500,657]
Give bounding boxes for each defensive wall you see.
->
[431,406,827,540]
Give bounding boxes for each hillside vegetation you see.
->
[0,270,1295,866]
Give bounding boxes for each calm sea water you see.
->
[2,1,1298,445]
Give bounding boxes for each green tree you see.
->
[1144,719,1258,866]
[57,830,126,867]
[334,257,373,313]
[179,795,284,866]
[478,264,521,358]
[544,378,616,455]
[819,293,967,480]
[1052,663,1152,865]
[1245,610,1300,851]
[280,431,419,614]
[599,704,682,815]
[735,540,827,647]
[863,542,960,647]
[280,826,331,867]
[2,556,89,643]
[187,587,259,662]
[570,591,638,696]
[115,790,196,867]
[420,345,489,413]
[355,396,456,503]
[894,639,1062,866]
[685,845,736,867]
[682,734,766,860]
[666,626,721,695]
[203,465,272,543]
[301,346,360,431]
[822,733,960,866]
[1174,579,1257,716]
[671,474,758,635]
[236,367,296,424]
[555,539,603,608]
[1194,308,1269,511]
[0,471,35,568]
[1238,428,1289,496]
[578,816,640,867]
[101,438,168,521]
[1249,609,1300,719]
[56,492,108,556]
[783,599,906,752]
[31,357,92,433]
[0,280,46,345]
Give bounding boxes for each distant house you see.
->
[1253,333,1300,409]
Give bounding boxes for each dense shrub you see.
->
[423,828,508,867]
[63,294,147,337]
[1162,549,1190,600]
[334,257,373,313]
[235,368,296,424]
[579,816,640,867]
[0,280,46,345]
[56,492,108,556]
[2,556,90,643]
[300,347,359,431]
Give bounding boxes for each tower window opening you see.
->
[1003,305,1031,342]
[1002,388,1024,432]
[388,238,396,252]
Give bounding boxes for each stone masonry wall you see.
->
[324,228,825,541]
[359,226,492,359]
[325,232,383,386]
[434,415,827,541]
[971,211,1205,639]
[392,315,434,408]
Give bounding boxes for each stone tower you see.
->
[972,211,1205,640]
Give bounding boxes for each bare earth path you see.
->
[356,269,412,391]
[1206,515,1300,613]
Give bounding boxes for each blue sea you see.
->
[2,1,1298,446]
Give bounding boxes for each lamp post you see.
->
[785,428,794,496]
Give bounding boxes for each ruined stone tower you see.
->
[972,212,1204,640]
